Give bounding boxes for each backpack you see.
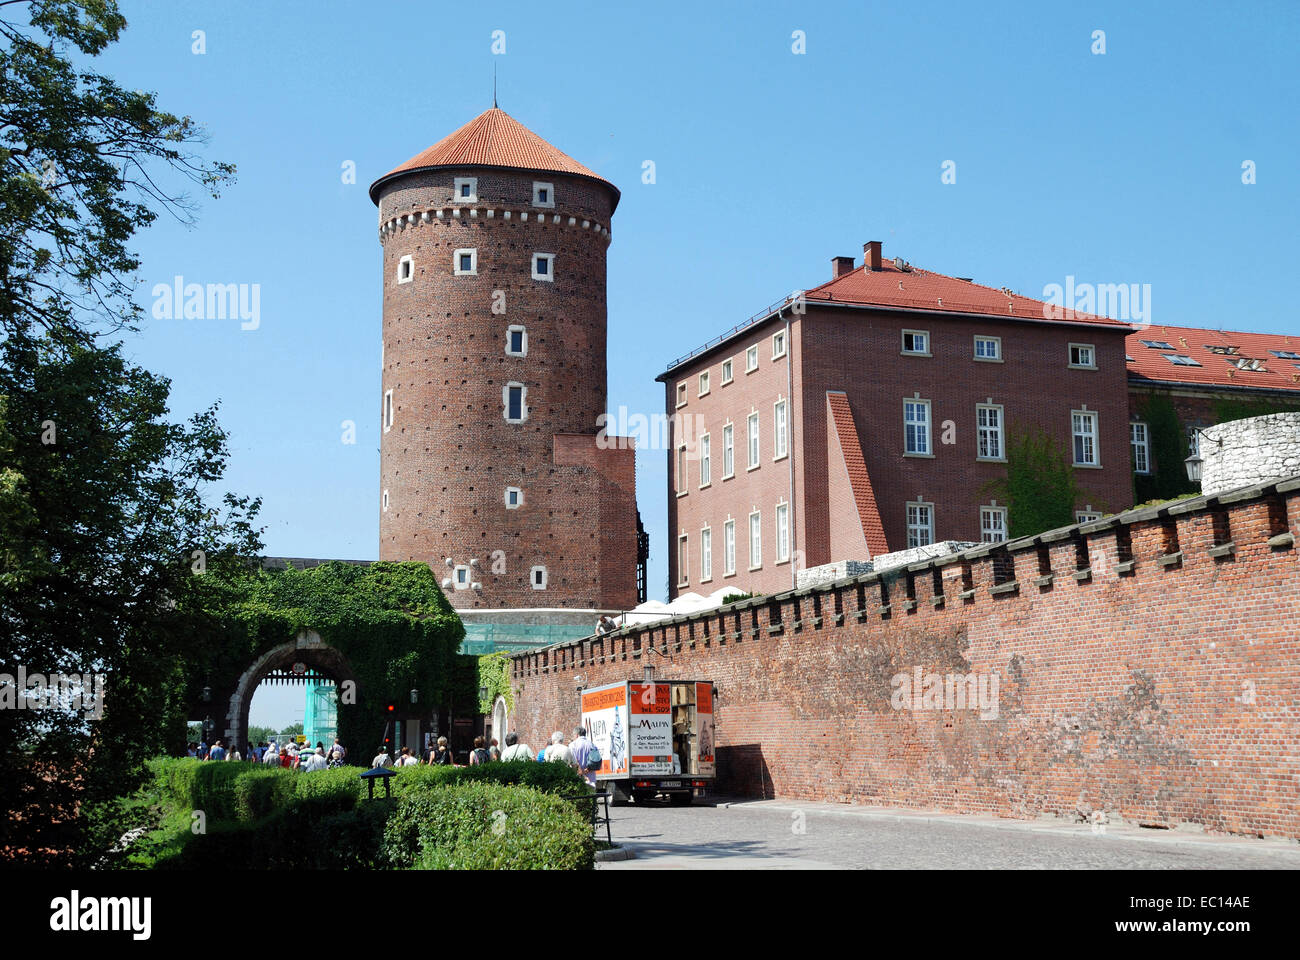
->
[584,744,602,772]
[473,747,489,765]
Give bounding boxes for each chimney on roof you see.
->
[832,256,855,279]
[864,241,883,271]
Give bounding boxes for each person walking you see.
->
[208,740,226,762]
[487,738,501,762]
[499,731,533,762]
[331,738,346,763]
[396,747,420,767]
[543,731,573,766]
[468,736,490,766]
[568,726,599,787]
[371,746,393,769]
[428,736,455,766]
[263,741,280,766]
[302,747,328,772]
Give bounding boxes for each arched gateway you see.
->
[224,630,357,755]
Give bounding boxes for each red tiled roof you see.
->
[371,108,615,198]
[1127,324,1300,393]
[804,260,1130,327]
[826,392,890,556]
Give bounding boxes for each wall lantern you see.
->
[410,688,418,705]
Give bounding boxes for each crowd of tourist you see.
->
[185,737,348,770]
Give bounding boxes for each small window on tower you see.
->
[531,252,554,282]
[383,389,394,432]
[531,565,548,590]
[454,248,477,276]
[453,177,477,203]
[397,255,413,284]
[505,487,523,509]
[453,565,471,590]
[532,182,554,208]
[382,489,389,513]
[506,325,527,357]
[504,382,527,423]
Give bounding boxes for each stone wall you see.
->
[1202,413,1300,496]
[509,476,1300,839]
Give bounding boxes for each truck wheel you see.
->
[605,781,630,807]
[669,792,693,806]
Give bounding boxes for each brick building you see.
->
[659,242,1135,599]
[1127,323,1300,503]
[370,108,643,650]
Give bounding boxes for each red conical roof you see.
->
[369,108,617,207]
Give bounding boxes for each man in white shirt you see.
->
[371,747,393,769]
[544,731,573,766]
[499,731,533,762]
[302,747,328,772]
[263,741,280,766]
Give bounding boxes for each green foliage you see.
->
[1133,393,1197,505]
[985,427,1080,539]
[391,758,590,797]
[1212,397,1300,425]
[384,782,594,870]
[722,592,758,604]
[477,652,513,714]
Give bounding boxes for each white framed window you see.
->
[676,443,688,495]
[772,330,787,359]
[676,382,687,408]
[980,505,1007,543]
[974,335,1001,361]
[747,412,760,469]
[699,371,710,396]
[382,489,389,513]
[677,534,689,587]
[1072,409,1099,466]
[532,181,554,207]
[505,487,523,509]
[454,248,478,275]
[721,359,734,384]
[453,564,471,590]
[773,399,788,460]
[397,255,413,284]
[906,501,934,548]
[1076,509,1102,523]
[723,518,736,576]
[976,403,1004,461]
[506,325,527,357]
[453,177,477,203]
[746,345,759,372]
[1130,421,1151,474]
[530,565,547,590]
[700,526,712,582]
[383,389,394,433]
[699,433,711,487]
[531,252,554,282]
[902,329,930,356]
[775,502,790,563]
[748,510,762,570]
[722,423,734,479]
[1069,343,1096,369]
[904,398,932,455]
[504,382,527,423]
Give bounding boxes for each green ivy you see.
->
[984,427,1079,539]
[477,652,514,715]
[1212,397,1300,424]
[1133,393,1197,505]
[179,561,471,759]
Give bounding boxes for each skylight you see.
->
[1141,339,1174,350]
[1163,354,1202,366]
[1231,357,1267,372]
[1269,349,1300,360]
[1204,345,1239,355]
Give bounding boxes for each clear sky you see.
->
[95,1,1298,724]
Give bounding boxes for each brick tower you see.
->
[370,108,640,640]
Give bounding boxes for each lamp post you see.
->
[1184,427,1221,485]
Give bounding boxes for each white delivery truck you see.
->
[581,678,716,805]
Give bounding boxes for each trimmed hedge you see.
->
[146,758,361,825]
[391,758,591,796]
[383,782,594,870]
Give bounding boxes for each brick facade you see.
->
[373,128,638,610]
[509,477,1300,839]
[663,263,1133,600]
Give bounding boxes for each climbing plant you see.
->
[984,427,1080,539]
[182,561,470,758]
[1132,393,1197,505]
[477,652,514,715]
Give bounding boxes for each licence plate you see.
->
[660,780,681,788]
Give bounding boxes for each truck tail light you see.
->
[635,781,652,787]
[692,780,706,787]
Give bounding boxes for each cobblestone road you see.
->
[597,797,1300,870]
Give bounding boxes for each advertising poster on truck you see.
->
[581,683,628,777]
[696,681,715,777]
[628,682,672,775]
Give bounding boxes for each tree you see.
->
[279,723,304,740]
[0,2,255,866]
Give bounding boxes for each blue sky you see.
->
[91,1,1299,725]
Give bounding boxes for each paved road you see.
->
[597,797,1300,870]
